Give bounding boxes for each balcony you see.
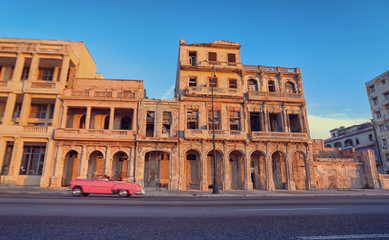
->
[54,128,136,141]
[62,89,141,100]
[250,131,309,142]
[0,80,23,92]
[247,91,304,103]
[185,87,241,98]
[0,125,54,137]
[23,81,63,93]
[243,65,299,74]
[184,129,246,141]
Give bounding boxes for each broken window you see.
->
[250,112,262,131]
[146,111,155,137]
[187,110,198,129]
[285,81,296,93]
[37,68,54,82]
[377,111,382,118]
[288,114,301,132]
[208,52,217,62]
[208,110,220,130]
[374,98,378,105]
[370,86,375,92]
[189,77,197,87]
[269,113,283,132]
[209,77,218,88]
[248,79,258,91]
[21,67,30,81]
[162,112,171,136]
[229,111,240,131]
[228,53,236,63]
[268,80,276,92]
[356,138,360,145]
[189,51,197,66]
[229,79,237,89]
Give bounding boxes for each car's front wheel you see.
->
[72,187,83,197]
[118,189,129,198]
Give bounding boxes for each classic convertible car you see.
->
[68,176,145,197]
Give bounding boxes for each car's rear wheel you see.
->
[72,187,83,197]
[118,189,129,197]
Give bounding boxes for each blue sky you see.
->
[2,0,389,139]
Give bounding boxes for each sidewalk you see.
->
[1,186,389,197]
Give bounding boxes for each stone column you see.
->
[85,107,91,129]
[52,97,62,127]
[306,143,315,189]
[10,138,23,177]
[200,142,208,190]
[132,109,136,131]
[286,155,296,191]
[12,53,25,82]
[263,104,269,132]
[60,106,68,128]
[222,145,230,190]
[170,147,179,190]
[2,93,17,125]
[128,148,134,181]
[281,104,287,132]
[244,144,253,190]
[50,144,63,188]
[40,140,55,188]
[266,155,275,191]
[104,147,112,177]
[27,54,39,82]
[134,146,145,186]
[109,107,115,130]
[19,93,31,125]
[78,146,88,179]
[59,55,70,85]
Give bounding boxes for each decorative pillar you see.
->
[200,142,208,190]
[59,54,70,85]
[286,155,296,191]
[40,140,55,188]
[27,54,39,82]
[109,107,115,130]
[263,103,269,132]
[2,93,17,125]
[78,146,88,179]
[132,109,136,131]
[50,144,63,188]
[60,106,68,128]
[10,138,23,177]
[222,143,230,190]
[12,53,26,82]
[128,147,134,181]
[19,93,31,125]
[266,155,275,191]
[85,107,91,129]
[0,138,6,173]
[104,147,112,177]
[51,97,62,127]
[244,153,253,191]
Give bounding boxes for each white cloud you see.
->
[161,84,175,99]
[308,114,370,139]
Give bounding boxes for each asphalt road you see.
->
[0,194,389,239]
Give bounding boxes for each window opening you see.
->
[248,79,258,91]
[344,139,353,147]
[285,81,296,93]
[289,114,301,132]
[250,112,262,131]
[20,144,46,175]
[37,68,54,82]
[21,67,30,80]
[374,98,378,105]
[189,77,197,87]
[268,80,276,92]
[146,111,155,137]
[187,110,198,129]
[208,52,217,62]
[162,112,171,136]
[229,79,237,89]
[356,138,360,145]
[377,111,382,118]
[189,51,197,66]
[209,77,217,88]
[230,111,240,131]
[29,104,47,118]
[1,142,14,175]
[228,53,236,63]
[208,110,220,130]
[269,113,283,132]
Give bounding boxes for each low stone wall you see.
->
[378,174,389,189]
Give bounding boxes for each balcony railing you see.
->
[30,82,56,89]
[250,131,308,141]
[0,81,7,87]
[247,91,303,102]
[54,128,136,141]
[184,129,246,141]
[185,87,241,97]
[23,126,49,133]
[243,65,299,73]
[63,89,140,99]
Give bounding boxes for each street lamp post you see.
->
[211,64,219,194]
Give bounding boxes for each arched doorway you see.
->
[185,149,201,190]
[144,151,170,188]
[207,150,223,190]
[229,150,245,190]
[112,151,129,181]
[251,151,266,190]
[62,150,79,186]
[79,115,86,129]
[87,151,104,179]
[272,151,287,189]
[292,151,307,190]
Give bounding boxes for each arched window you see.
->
[334,142,341,148]
[344,139,353,147]
[268,80,276,92]
[248,79,258,91]
[79,115,86,129]
[285,81,296,93]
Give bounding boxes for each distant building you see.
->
[324,122,381,168]
[366,71,389,173]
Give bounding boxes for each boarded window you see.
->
[187,110,198,129]
[230,111,240,131]
[208,52,217,62]
[229,79,237,89]
[209,77,218,88]
[208,110,220,130]
[228,53,236,63]
[189,77,197,87]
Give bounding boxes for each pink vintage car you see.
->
[68,176,145,197]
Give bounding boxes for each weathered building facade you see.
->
[0,38,382,191]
